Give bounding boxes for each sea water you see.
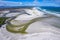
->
[40,6,60,14]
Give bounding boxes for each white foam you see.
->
[43,9,60,17]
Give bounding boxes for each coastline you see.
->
[0,7,60,40]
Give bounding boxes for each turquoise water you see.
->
[40,6,60,14]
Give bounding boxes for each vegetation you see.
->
[0,17,9,26]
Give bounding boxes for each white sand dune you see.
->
[0,8,60,40]
[0,14,60,40]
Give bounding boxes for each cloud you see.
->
[0,0,60,7]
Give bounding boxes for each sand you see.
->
[0,8,60,40]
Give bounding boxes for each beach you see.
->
[0,7,60,40]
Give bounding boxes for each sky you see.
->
[0,0,60,7]
[3,0,42,2]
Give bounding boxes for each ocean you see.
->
[40,6,60,14]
